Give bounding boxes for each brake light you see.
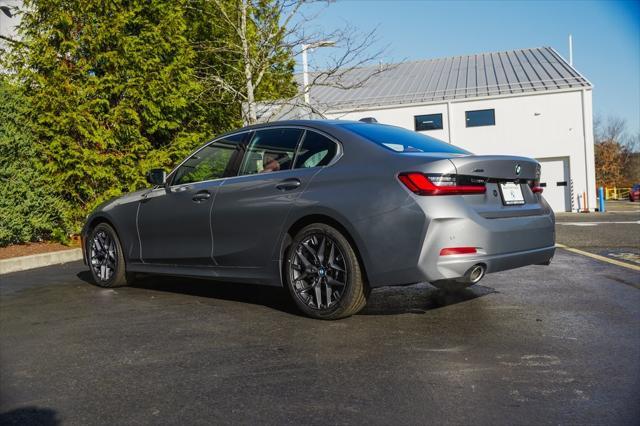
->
[440,247,477,256]
[527,179,543,194]
[398,173,486,195]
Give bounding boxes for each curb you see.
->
[0,248,83,275]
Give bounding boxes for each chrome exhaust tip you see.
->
[430,264,487,290]
[465,264,486,284]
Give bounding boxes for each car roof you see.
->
[238,119,360,132]
[217,119,408,141]
[209,120,356,143]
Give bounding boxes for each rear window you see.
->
[340,123,469,154]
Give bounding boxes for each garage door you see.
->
[538,158,570,212]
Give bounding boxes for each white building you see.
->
[306,47,596,212]
[0,1,21,49]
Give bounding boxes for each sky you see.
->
[301,0,640,135]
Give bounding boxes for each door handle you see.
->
[276,178,301,191]
[192,191,211,202]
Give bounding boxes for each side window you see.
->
[238,128,303,175]
[414,113,443,131]
[294,131,338,169]
[172,133,245,185]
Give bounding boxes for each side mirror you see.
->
[146,169,167,186]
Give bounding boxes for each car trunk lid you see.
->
[447,155,545,218]
[447,155,540,181]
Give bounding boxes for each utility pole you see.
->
[569,34,573,66]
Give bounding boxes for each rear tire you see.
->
[87,223,134,288]
[285,223,368,320]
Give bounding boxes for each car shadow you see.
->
[76,270,494,317]
[76,270,300,315]
[0,406,60,426]
[362,283,495,315]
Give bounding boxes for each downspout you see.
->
[580,89,590,211]
[446,101,453,144]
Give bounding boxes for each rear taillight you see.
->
[398,173,486,195]
[528,179,543,194]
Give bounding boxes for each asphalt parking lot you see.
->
[556,200,640,267]
[1,207,639,425]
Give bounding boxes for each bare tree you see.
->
[259,21,395,122]
[604,116,625,143]
[192,0,393,124]
[593,115,640,187]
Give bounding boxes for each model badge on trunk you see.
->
[515,164,521,175]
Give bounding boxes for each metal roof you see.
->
[307,47,592,111]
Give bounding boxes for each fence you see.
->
[604,187,631,200]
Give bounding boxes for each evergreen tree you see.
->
[0,76,70,245]
[9,0,209,227]
[3,0,297,241]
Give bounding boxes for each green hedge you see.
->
[0,77,71,246]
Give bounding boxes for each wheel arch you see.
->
[278,213,371,290]
[85,215,114,232]
[82,214,122,265]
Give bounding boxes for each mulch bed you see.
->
[0,240,80,260]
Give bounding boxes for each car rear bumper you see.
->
[414,197,556,283]
[432,245,555,281]
[351,193,555,287]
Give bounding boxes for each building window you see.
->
[465,109,495,127]
[414,113,443,131]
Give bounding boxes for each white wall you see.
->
[0,0,22,46]
[327,89,596,212]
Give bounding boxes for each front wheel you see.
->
[87,223,133,288]
[285,223,368,320]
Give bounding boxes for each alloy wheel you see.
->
[90,230,117,282]
[289,233,348,310]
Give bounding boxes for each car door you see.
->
[212,127,338,270]
[137,133,247,266]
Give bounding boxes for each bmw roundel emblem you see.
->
[515,164,521,175]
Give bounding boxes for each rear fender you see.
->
[275,207,372,288]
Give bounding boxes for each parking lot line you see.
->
[607,210,640,213]
[555,243,640,272]
[556,221,640,226]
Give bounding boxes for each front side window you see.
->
[172,133,245,185]
[465,109,495,127]
[414,113,443,131]
[238,128,303,175]
[294,131,338,169]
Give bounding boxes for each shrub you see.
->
[0,77,71,246]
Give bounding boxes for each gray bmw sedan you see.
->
[82,120,555,319]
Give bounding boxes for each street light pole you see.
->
[301,40,335,111]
